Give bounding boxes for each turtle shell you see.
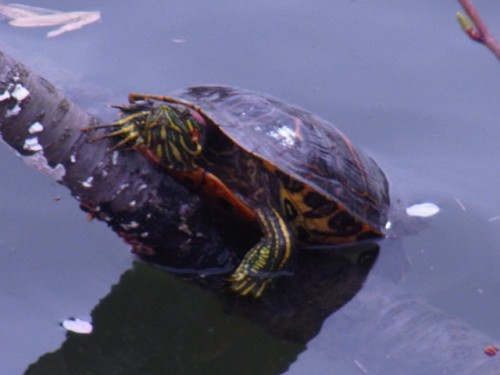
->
[169,86,390,243]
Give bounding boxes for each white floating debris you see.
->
[81,176,94,188]
[11,83,30,101]
[454,197,466,211]
[354,359,368,374]
[62,318,93,334]
[384,221,392,230]
[28,121,44,134]
[70,154,77,163]
[0,90,10,101]
[406,202,440,218]
[0,4,101,38]
[23,136,43,152]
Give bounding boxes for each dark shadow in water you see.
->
[24,243,379,375]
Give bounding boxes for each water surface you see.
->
[1,1,499,374]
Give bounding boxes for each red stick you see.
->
[458,0,500,60]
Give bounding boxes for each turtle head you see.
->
[84,102,204,171]
[143,104,205,171]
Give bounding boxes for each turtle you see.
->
[84,86,390,297]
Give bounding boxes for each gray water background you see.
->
[0,1,499,373]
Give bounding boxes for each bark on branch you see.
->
[457,0,500,60]
[0,49,234,271]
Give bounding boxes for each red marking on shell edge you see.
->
[190,110,206,125]
[484,345,499,357]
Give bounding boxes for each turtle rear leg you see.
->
[229,207,295,297]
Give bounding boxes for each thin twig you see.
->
[457,0,500,60]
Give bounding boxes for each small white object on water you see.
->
[454,197,466,211]
[11,83,30,101]
[28,121,44,134]
[384,221,392,230]
[171,38,186,44]
[62,318,93,334]
[23,136,43,152]
[406,202,440,218]
[353,359,368,374]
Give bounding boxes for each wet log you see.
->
[0,49,238,272]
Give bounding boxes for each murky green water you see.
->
[1,1,499,374]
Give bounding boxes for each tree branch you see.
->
[0,49,231,270]
[457,0,500,60]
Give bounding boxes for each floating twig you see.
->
[454,197,467,211]
[0,3,100,38]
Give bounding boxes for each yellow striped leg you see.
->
[229,207,294,297]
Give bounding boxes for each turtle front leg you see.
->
[230,207,295,297]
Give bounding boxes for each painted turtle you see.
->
[85,86,390,297]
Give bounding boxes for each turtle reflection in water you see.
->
[84,86,390,297]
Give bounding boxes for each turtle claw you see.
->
[229,272,271,298]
